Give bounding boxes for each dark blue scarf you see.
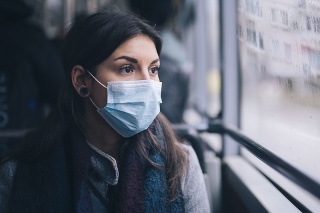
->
[74,124,185,213]
[114,136,185,213]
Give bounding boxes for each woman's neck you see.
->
[85,109,123,161]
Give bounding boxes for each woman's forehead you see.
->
[109,35,159,60]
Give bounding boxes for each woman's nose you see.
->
[136,69,150,80]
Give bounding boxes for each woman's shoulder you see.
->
[0,158,18,176]
[0,159,18,186]
[180,143,202,185]
[180,143,211,213]
[0,159,18,212]
[180,143,201,173]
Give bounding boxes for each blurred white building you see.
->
[238,0,320,99]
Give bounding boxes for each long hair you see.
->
[10,9,187,200]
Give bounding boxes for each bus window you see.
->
[238,0,320,210]
[181,0,221,124]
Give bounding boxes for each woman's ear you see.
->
[71,65,91,97]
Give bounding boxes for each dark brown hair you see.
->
[10,9,187,201]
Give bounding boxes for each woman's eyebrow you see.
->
[114,56,160,64]
[114,56,138,63]
[151,58,160,64]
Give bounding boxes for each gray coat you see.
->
[0,144,210,213]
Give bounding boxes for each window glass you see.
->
[238,0,320,183]
[44,0,64,39]
[204,0,221,118]
[180,0,221,125]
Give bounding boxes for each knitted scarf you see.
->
[72,124,185,213]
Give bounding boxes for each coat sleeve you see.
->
[182,144,211,213]
[0,160,17,213]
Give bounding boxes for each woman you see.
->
[0,9,210,213]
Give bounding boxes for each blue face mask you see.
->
[87,71,162,137]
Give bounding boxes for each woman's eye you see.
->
[149,66,159,74]
[120,65,134,74]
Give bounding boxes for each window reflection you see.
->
[238,0,320,182]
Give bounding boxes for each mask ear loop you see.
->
[89,97,99,110]
[86,70,106,110]
[86,70,107,89]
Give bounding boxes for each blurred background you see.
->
[1,0,320,212]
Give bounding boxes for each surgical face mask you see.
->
[87,71,162,137]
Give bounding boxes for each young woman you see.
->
[0,9,210,213]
